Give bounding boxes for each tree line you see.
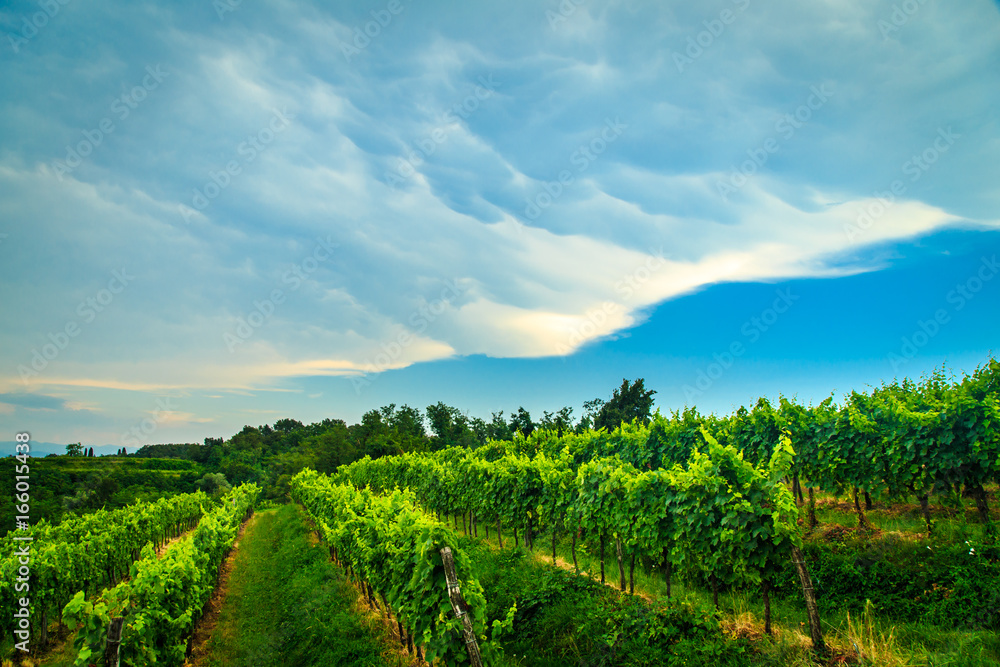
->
[124,379,656,499]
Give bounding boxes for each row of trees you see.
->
[712,360,1000,531]
[64,445,129,457]
[422,378,656,445]
[63,359,999,523]
[64,443,95,457]
[123,379,657,498]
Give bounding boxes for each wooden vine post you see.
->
[790,545,826,655]
[105,617,125,667]
[440,547,484,667]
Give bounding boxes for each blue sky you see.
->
[1,0,999,448]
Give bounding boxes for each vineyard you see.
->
[278,360,999,665]
[312,361,1000,655]
[2,361,998,666]
[290,469,513,665]
[2,491,209,647]
[2,484,259,667]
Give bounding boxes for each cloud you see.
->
[0,0,997,427]
[0,392,69,411]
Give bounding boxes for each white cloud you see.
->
[0,0,998,443]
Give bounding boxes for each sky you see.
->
[1,0,999,449]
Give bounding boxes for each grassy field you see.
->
[186,504,396,667]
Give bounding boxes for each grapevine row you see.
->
[1,491,209,644]
[62,483,260,667]
[457,360,1000,534]
[290,469,511,665]
[336,428,819,643]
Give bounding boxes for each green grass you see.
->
[809,489,996,541]
[463,538,751,667]
[33,630,82,667]
[194,504,391,667]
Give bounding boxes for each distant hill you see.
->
[0,454,206,528]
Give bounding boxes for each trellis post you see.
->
[105,617,125,667]
[440,547,483,667]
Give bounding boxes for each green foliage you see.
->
[290,469,511,665]
[0,490,210,644]
[0,456,206,528]
[338,424,803,607]
[426,401,479,449]
[593,378,657,432]
[467,541,748,666]
[61,484,260,667]
[775,534,1000,630]
[196,505,388,666]
[196,472,232,495]
[509,407,536,439]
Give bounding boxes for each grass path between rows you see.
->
[185,504,391,667]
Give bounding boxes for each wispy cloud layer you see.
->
[0,0,997,442]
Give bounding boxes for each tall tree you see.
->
[352,409,397,458]
[468,416,489,446]
[576,398,605,432]
[303,418,353,473]
[387,404,427,441]
[509,407,536,438]
[554,406,574,435]
[229,426,264,453]
[593,378,657,431]
[539,407,574,435]
[273,418,304,433]
[425,402,477,449]
[487,411,513,441]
